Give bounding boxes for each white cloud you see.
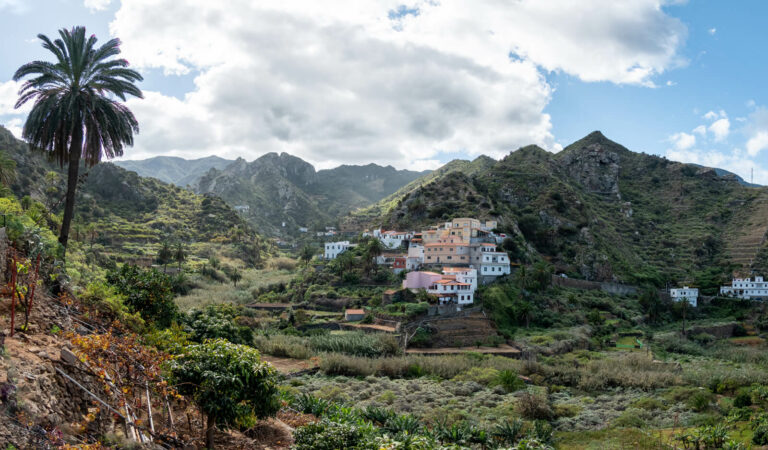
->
[4,118,23,139]
[747,132,768,156]
[0,80,31,115]
[666,80,676,86]
[703,110,720,121]
[669,132,695,150]
[708,27,716,35]
[692,125,707,136]
[744,107,768,156]
[667,148,768,185]
[708,117,730,141]
[0,0,27,13]
[84,0,113,11]
[103,0,687,167]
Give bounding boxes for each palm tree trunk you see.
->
[59,129,83,253]
[205,414,216,449]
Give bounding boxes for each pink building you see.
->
[402,271,443,289]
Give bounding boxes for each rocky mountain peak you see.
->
[558,132,621,199]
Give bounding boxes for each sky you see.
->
[1,1,767,182]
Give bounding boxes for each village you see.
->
[319,217,762,318]
[325,218,511,309]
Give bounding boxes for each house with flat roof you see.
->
[720,276,768,300]
[670,286,699,307]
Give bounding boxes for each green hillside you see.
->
[0,126,267,262]
[195,152,428,236]
[348,131,765,288]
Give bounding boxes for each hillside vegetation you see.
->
[194,152,428,235]
[348,131,762,288]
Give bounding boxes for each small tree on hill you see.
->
[226,266,242,287]
[157,241,173,272]
[299,245,314,266]
[167,339,281,449]
[365,238,384,276]
[173,241,187,270]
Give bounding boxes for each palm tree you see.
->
[13,26,143,254]
[365,238,384,276]
[174,241,187,270]
[157,241,173,273]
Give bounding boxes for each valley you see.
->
[4,120,768,448]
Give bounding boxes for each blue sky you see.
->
[1,1,768,182]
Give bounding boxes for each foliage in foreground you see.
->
[166,339,281,448]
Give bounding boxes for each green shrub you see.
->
[184,304,253,345]
[495,369,526,393]
[106,264,178,328]
[630,397,666,411]
[687,390,714,412]
[452,367,500,385]
[293,420,372,450]
[612,408,648,428]
[79,282,145,331]
[516,391,553,421]
[734,389,752,408]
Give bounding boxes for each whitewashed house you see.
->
[470,243,511,280]
[379,230,412,249]
[298,227,308,233]
[670,286,699,307]
[324,241,351,260]
[720,276,768,300]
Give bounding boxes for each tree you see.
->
[106,264,178,328]
[173,241,186,270]
[365,238,384,276]
[14,26,143,254]
[157,241,173,272]
[531,261,553,293]
[167,339,281,449]
[183,304,253,345]
[226,266,242,286]
[299,245,314,266]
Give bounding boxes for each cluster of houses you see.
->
[668,275,768,308]
[323,218,513,307]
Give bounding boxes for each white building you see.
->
[428,277,474,305]
[377,230,412,249]
[470,243,511,279]
[406,243,424,270]
[298,227,308,233]
[442,267,478,292]
[324,241,351,260]
[670,286,699,307]
[720,276,768,300]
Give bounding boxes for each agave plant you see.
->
[385,414,422,435]
[493,418,525,445]
[363,405,396,425]
[294,393,332,416]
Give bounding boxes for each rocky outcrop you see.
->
[558,132,621,199]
